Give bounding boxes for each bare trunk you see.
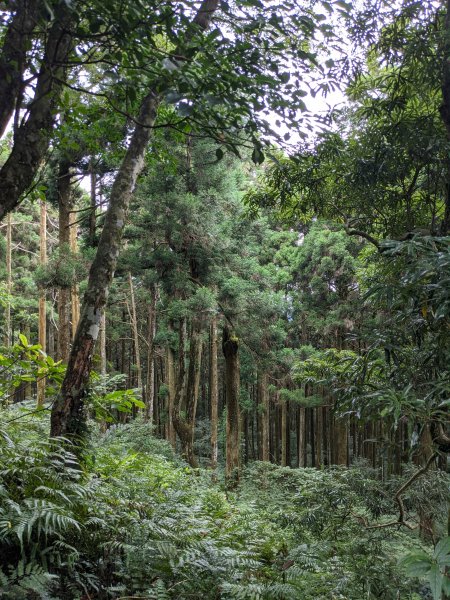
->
[57,162,72,362]
[128,272,143,395]
[258,371,270,461]
[4,213,12,347]
[335,417,348,466]
[100,311,107,377]
[50,0,219,441]
[210,315,219,471]
[281,396,287,467]
[173,318,204,467]
[37,201,47,408]
[166,329,177,447]
[222,325,240,486]
[89,160,97,246]
[145,285,157,422]
[69,210,80,337]
[298,405,306,467]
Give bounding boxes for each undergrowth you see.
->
[0,405,447,599]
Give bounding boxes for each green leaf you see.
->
[434,537,450,566]
[428,564,443,600]
[18,334,28,347]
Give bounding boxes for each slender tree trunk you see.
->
[145,285,157,422]
[50,0,219,441]
[258,371,270,461]
[69,210,80,337]
[37,201,47,408]
[298,405,306,468]
[128,272,143,396]
[4,212,12,347]
[173,318,204,467]
[100,311,107,377]
[222,325,240,486]
[57,162,72,362]
[89,160,97,246]
[210,315,219,471]
[335,417,348,466]
[315,406,323,468]
[281,396,287,467]
[166,327,177,447]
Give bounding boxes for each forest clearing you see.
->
[0,0,449,598]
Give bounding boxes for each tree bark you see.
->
[4,213,12,347]
[128,272,143,396]
[210,314,219,471]
[173,318,204,467]
[281,395,287,467]
[50,0,219,441]
[145,285,157,423]
[298,405,306,468]
[69,209,80,337]
[166,327,177,447]
[0,0,40,138]
[222,325,240,486]
[37,200,47,408]
[100,311,106,377]
[258,371,270,462]
[57,161,72,362]
[0,3,74,220]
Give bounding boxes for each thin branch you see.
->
[366,452,438,530]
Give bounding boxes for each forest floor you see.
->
[0,408,447,599]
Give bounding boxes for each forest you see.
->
[0,0,449,598]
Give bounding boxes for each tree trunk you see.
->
[0,0,40,138]
[128,272,143,396]
[298,405,306,468]
[335,417,348,466]
[0,3,74,220]
[210,315,219,471]
[222,325,240,486]
[4,212,12,347]
[258,371,270,461]
[69,210,80,337]
[173,318,204,467]
[57,162,72,362]
[50,0,219,441]
[37,201,47,408]
[88,160,97,246]
[145,285,157,423]
[100,311,107,377]
[281,396,287,467]
[166,328,177,447]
